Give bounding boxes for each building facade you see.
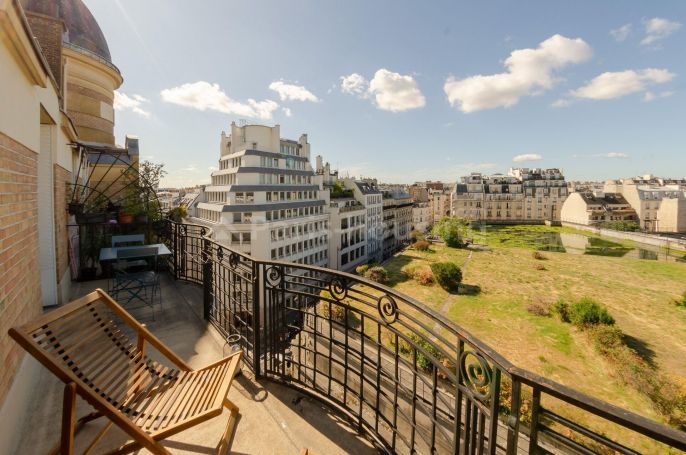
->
[412,202,431,232]
[561,191,638,226]
[194,123,330,267]
[382,191,413,259]
[451,168,568,223]
[605,176,686,232]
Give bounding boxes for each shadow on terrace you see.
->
[14,275,376,454]
[14,220,686,454]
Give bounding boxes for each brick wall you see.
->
[54,165,71,292]
[25,12,63,90]
[0,133,42,407]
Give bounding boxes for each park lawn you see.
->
[381,240,686,449]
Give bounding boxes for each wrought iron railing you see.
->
[160,220,686,454]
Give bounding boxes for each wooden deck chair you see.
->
[9,289,242,455]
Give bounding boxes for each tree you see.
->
[430,262,462,292]
[432,217,468,248]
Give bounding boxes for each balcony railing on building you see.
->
[158,220,686,454]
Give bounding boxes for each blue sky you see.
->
[85,0,685,187]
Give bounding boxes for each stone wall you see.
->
[0,132,42,406]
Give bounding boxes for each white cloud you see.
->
[571,68,675,100]
[160,81,278,120]
[551,98,572,108]
[368,69,426,112]
[641,18,681,46]
[513,153,543,162]
[282,107,293,117]
[208,166,218,171]
[340,69,425,112]
[444,34,592,113]
[268,81,319,102]
[606,152,628,159]
[643,90,674,102]
[340,73,369,96]
[114,91,151,118]
[610,24,632,42]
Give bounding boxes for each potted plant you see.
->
[168,205,188,222]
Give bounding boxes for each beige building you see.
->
[451,168,567,223]
[194,123,330,267]
[412,202,431,232]
[561,191,638,226]
[605,176,686,233]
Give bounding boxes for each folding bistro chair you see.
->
[111,235,147,271]
[8,289,242,455]
[110,246,161,316]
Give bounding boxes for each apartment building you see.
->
[561,191,638,226]
[194,123,329,267]
[605,176,686,232]
[382,191,413,258]
[451,168,568,223]
[328,198,367,271]
[430,188,451,221]
[412,202,432,232]
[344,179,383,262]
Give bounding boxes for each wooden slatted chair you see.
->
[9,289,242,455]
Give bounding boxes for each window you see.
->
[235,192,244,203]
[233,213,241,223]
[231,233,240,243]
[243,212,252,223]
[242,233,251,244]
[246,192,254,202]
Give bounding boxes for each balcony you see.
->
[13,220,686,454]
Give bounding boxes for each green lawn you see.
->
[380,228,686,452]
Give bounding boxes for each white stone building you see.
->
[194,123,329,267]
[561,191,638,226]
[604,176,686,233]
[451,168,568,222]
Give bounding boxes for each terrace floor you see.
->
[13,274,377,454]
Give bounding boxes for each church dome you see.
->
[22,0,112,63]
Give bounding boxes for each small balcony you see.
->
[13,220,686,454]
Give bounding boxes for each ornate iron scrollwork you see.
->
[328,276,348,301]
[228,252,240,269]
[377,294,398,324]
[216,246,224,262]
[265,265,282,287]
[459,350,493,402]
[180,224,187,235]
[200,227,207,236]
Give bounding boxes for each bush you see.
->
[527,302,550,317]
[408,333,443,371]
[410,230,424,243]
[676,291,686,308]
[414,240,430,251]
[365,266,388,284]
[432,217,468,248]
[568,298,615,326]
[600,220,641,232]
[532,251,547,260]
[355,264,370,275]
[552,299,570,322]
[430,262,462,292]
[319,292,346,323]
[414,269,434,285]
[533,263,546,271]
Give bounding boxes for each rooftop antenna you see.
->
[238,119,248,127]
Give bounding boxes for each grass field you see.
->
[380,225,686,450]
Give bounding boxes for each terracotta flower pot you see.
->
[119,213,134,224]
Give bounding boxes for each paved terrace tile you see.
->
[13,275,377,454]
